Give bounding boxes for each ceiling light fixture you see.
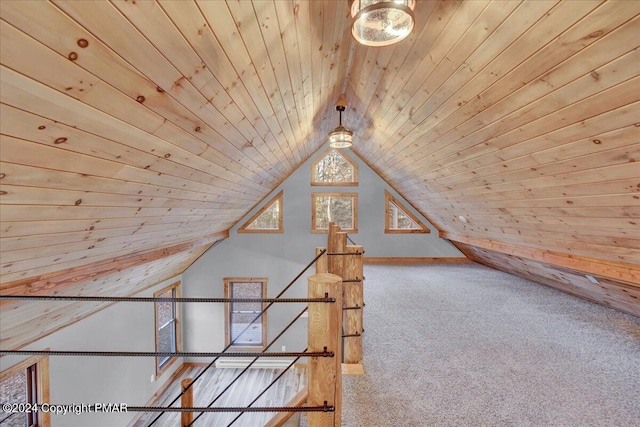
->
[350,0,416,47]
[328,104,353,148]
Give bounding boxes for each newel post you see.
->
[316,247,328,273]
[307,273,343,427]
[181,378,193,427]
[327,224,346,278]
[343,245,364,364]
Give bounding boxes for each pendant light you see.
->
[350,0,416,47]
[328,105,353,148]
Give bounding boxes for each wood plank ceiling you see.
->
[1,0,639,348]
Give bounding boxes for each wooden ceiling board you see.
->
[271,1,311,154]
[349,0,462,134]
[0,162,243,212]
[1,2,279,188]
[1,0,639,346]
[419,116,639,187]
[1,232,224,298]
[1,223,228,281]
[2,221,220,265]
[158,0,293,172]
[346,0,441,131]
[0,71,264,199]
[355,0,483,154]
[373,1,623,169]
[195,0,304,167]
[224,0,304,166]
[58,0,283,183]
[406,78,639,185]
[1,238,216,350]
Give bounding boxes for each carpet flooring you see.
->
[337,262,640,427]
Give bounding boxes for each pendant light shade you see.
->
[328,105,353,148]
[350,0,416,47]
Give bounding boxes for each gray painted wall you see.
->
[183,148,463,356]
[0,276,183,427]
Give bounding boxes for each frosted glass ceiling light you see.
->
[350,0,416,47]
[328,105,353,148]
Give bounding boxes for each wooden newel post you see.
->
[328,224,346,278]
[308,273,343,427]
[316,247,328,273]
[181,378,193,427]
[343,245,364,364]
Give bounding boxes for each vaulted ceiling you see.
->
[1,0,639,348]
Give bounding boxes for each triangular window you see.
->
[311,148,358,186]
[238,191,283,233]
[385,190,429,234]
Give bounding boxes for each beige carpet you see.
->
[336,262,640,427]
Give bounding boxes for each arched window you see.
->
[311,148,358,186]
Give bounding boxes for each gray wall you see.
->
[183,148,463,355]
[0,276,183,427]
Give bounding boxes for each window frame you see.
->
[311,192,358,233]
[0,355,50,427]
[154,281,181,377]
[384,190,430,234]
[311,147,359,186]
[237,190,284,234]
[223,278,268,351]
